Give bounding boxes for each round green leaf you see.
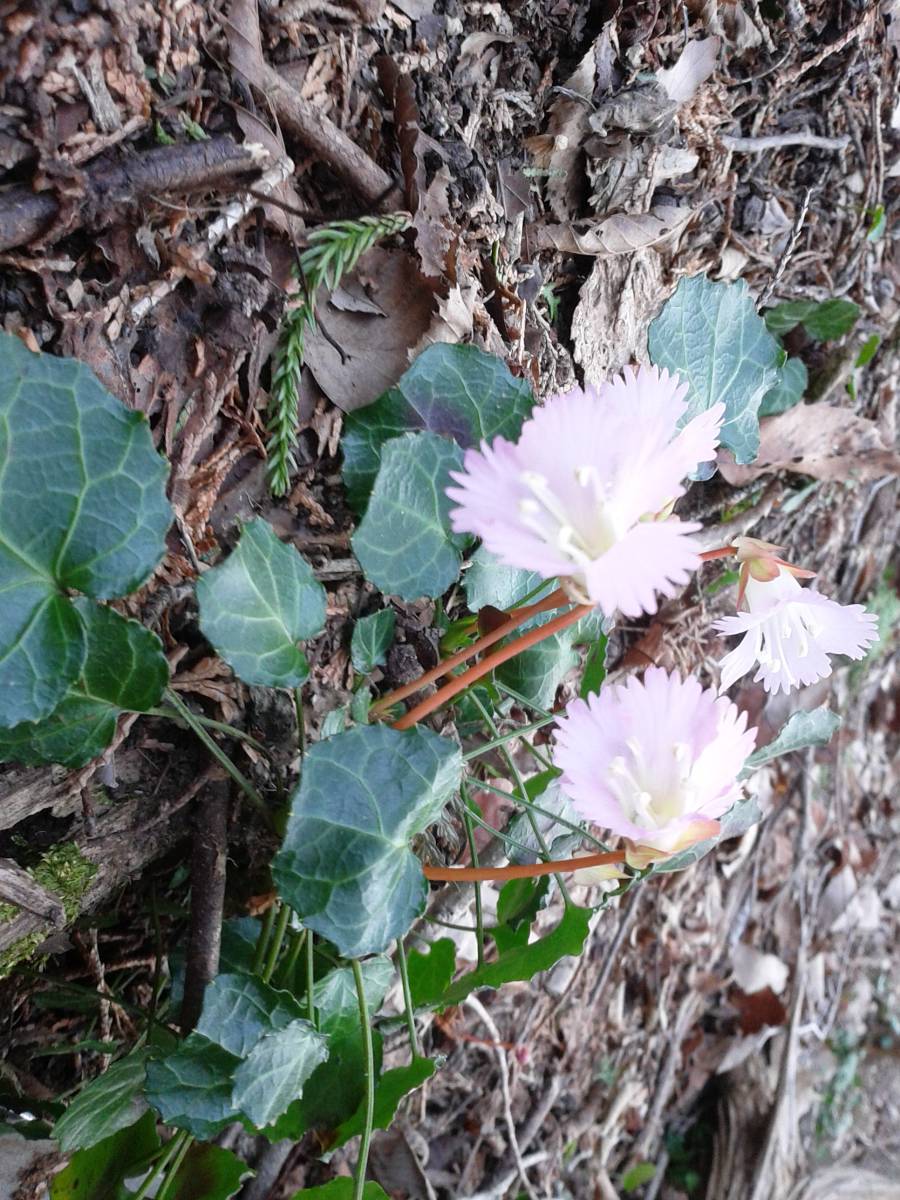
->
[463,544,546,613]
[195,973,308,1058]
[648,275,781,465]
[145,1033,241,1140]
[53,1050,149,1153]
[801,298,859,341]
[350,608,396,674]
[50,1110,160,1200]
[342,342,535,514]
[149,971,330,1137]
[169,1143,253,1200]
[0,331,171,726]
[759,355,807,417]
[0,592,86,730]
[272,723,462,957]
[0,601,169,768]
[231,1018,328,1129]
[351,432,466,601]
[197,519,326,687]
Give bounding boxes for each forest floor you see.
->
[1,0,899,1197]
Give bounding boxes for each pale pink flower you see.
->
[553,668,756,862]
[715,566,878,696]
[446,366,724,617]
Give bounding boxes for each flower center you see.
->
[517,467,620,566]
[756,604,824,686]
[606,738,696,830]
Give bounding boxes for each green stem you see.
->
[470,693,572,905]
[462,716,557,761]
[474,777,608,851]
[494,683,554,720]
[133,1131,190,1200]
[395,939,420,1058]
[148,707,268,755]
[306,930,317,1027]
[463,802,547,861]
[252,904,278,975]
[156,1131,193,1200]
[262,903,292,984]
[351,958,376,1200]
[164,690,268,818]
[278,927,306,990]
[460,783,485,967]
[494,685,555,768]
[424,915,480,932]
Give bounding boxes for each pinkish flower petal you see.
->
[581,519,701,617]
[553,668,757,850]
[446,365,720,621]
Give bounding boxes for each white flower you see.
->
[553,668,757,862]
[445,366,724,617]
[716,566,878,695]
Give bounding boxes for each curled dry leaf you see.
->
[572,250,666,384]
[657,36,721,103]
[529,206,693,255]
[302,246,434,412]
[731,943,789,995]
[717,403,900,486]
[524,42,595,222]
[697,0,764,52]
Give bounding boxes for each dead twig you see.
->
[225,11,399,207]
[720,133,850,153]
[128,152,291,322]
[180,775,230,1034]
[0,137,271,253]
[464,995,537,1200]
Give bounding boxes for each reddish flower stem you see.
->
[392,602,594,731]
[371,585,570,715]
[423,848,626,882]
[699,546,737,561]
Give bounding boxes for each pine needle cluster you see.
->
[266,212,411,496]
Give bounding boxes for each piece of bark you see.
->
[0,137,270,253]
[0,767,216,961]
[0,860,65,927]
[179,776,230,1033]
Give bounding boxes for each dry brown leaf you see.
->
[717,404,900,486]
[697,0,764,51]
[171,658,242,722]
[525,43,595,221]
[529,206,693,255]
[572,250,668,384]
[411,278,477,348]
[303,246,434,411]
[454,32,517,87]
[376,58,424,211]
[732,985,788,1034]
[413,163,453,280]
[657,36,721,103]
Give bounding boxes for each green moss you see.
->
[31,842,96,920]
[0,931,44,979]
[0,843,96,978]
